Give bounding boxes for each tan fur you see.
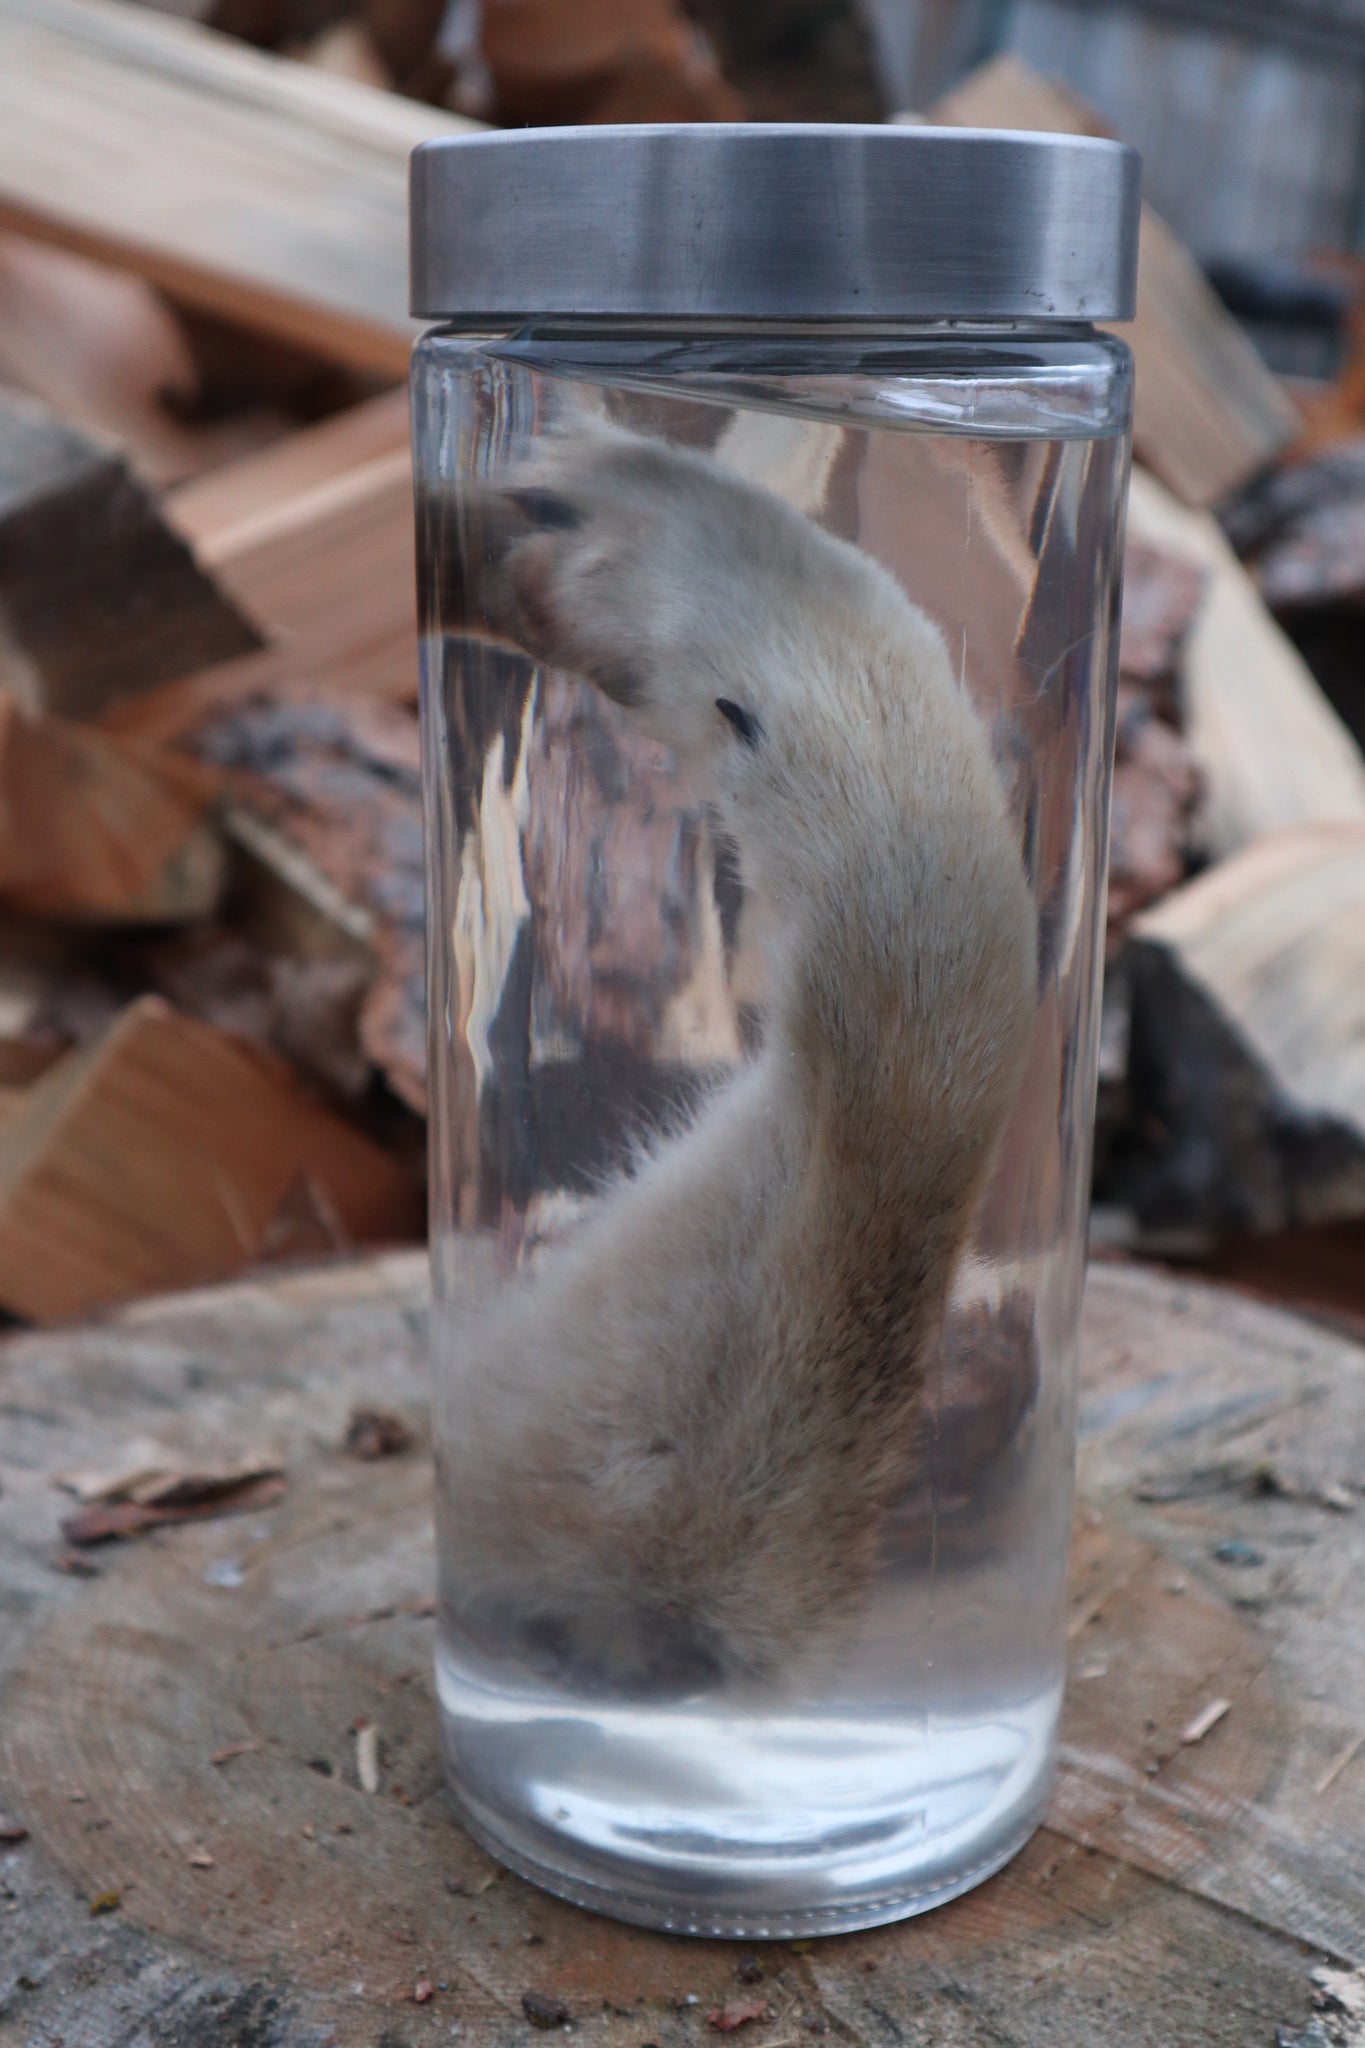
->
[436,425,1038,1695]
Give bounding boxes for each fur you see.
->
[436,424,1038,1695]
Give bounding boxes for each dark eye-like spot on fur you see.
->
[716,698,763,748]
[506,487,582,531]
[594,661,646,707]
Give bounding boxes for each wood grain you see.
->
[0,0,476,377]
[0,1258,1359,2042]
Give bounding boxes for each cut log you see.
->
[0,993,421,1322]
[0,1259,1362,2036]
[0,694,227,924]
[1126,465,1365,857]
[0,0,476,379]
[1113,823,1365,1245]
[0,389,260,719]
[928,56,1299,509]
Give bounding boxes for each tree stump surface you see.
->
[1,1255,1362,2046]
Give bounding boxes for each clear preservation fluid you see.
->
[415,327,1129,1935]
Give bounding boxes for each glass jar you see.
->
[410,125,1138,1937]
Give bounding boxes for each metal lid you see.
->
[410,124,1141,326]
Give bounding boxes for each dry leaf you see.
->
[89,1889,121,1915]
[62,1472,286,1546]
[708,2001,773,2032]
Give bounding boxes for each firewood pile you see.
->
[0,0,1363,1328]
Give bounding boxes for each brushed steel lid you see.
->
[410,124,1141,326]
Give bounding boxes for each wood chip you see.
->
[707,2001,774,2032]
[1180,1698,1231,1744]
[209,1739,261,1766]
[187,1848,215,1868]
[356,1721,380,1794]
[522,1991,571,2029]
[1315,1732,1365,1796]
[412,1978,435,2005]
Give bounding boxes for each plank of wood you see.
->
[1114,823,1365,1243]
[0,993,421,1322]
[0,1259,1359,2040]
[928,55,1300,509]
[0,388,260,718]
[0,0,476,378]
[1126,464,1365,857]
[0,694,228,923]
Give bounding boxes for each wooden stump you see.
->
[0,1256,1362,2044]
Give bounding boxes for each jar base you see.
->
[440,1775,1046,1938]
[434,1659,1056,1938]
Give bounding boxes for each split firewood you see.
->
[0,232,286,490]
[928,56,1298,508]
[291,16,392,88]
[1106,685,1201,949]
[134,924,373,1099]
[167,387,410,560]
[1223,437,1365,615]
[1106,536,1206,948]
[191,693,425,1109]
[1113,824,1365,1244]
[0,694,228,923]
[0,993,422,1322]
[0,0,476,378]
[0,390,260,720]
[479,0,742,125]
[1117,537,1206,711]
[1126,466,1365,858]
